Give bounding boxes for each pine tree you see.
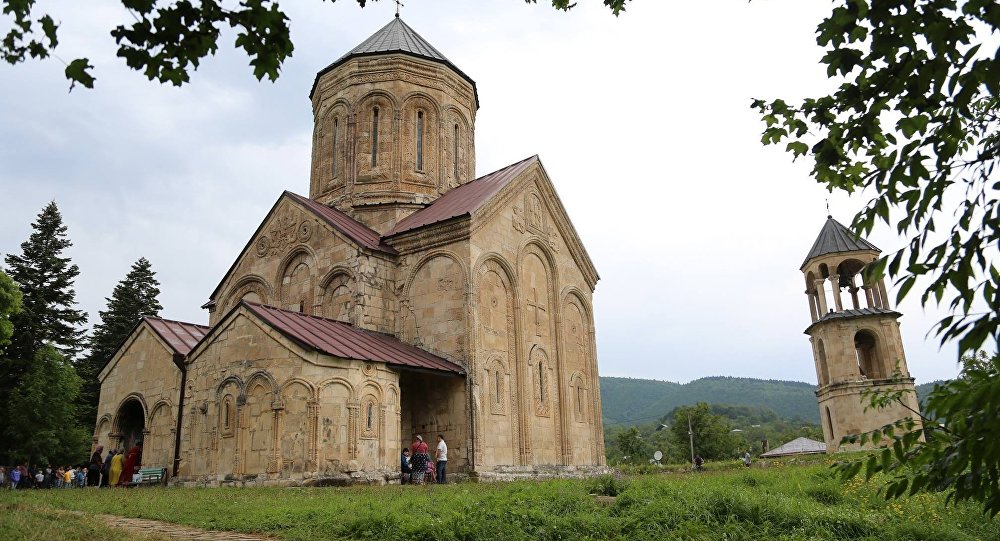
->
[5,345,89,466]
[1,202,87,462]
[76,257,162,425]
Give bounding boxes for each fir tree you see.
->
[1,202,87,462]
[77,257,162,425]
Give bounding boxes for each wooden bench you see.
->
[128,467,167,487]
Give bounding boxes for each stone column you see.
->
[807,291,818,322]
[813,279,829,315]
[863,284,876,309]
[830,274,844,312]
[877,279,891,309]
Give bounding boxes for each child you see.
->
[63,466,73,488]
[75,466,86,488]
[425,458,435,484]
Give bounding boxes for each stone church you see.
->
[94,16,607,484]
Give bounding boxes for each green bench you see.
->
[128,467,168,487]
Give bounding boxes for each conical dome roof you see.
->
[801,216,880,268]
[311,16,477,106]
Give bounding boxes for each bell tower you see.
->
[308,15,478,234]
[801,215,922,451]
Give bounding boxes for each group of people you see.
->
[1,441,142,489]
[400,434,448,485]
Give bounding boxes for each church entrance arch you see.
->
[115,397,146,452]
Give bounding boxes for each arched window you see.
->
[415,110,424,171]
[854,330,881,379]
[537,361,545,403]
[366,402,374,431]
[332,117,339,177]
[825,406,834,442]
[494,370,502,406]
[371,107,380,167]
[221,394,236,437]
[453,123,459,178]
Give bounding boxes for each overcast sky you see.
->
[0,0,968,386]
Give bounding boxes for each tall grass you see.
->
[1,461,995,541]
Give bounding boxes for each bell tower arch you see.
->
[308,15,478,234]
[801,215,922,451]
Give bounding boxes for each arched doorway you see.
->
[115,397,146,453]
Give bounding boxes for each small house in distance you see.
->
[760,437,826,459]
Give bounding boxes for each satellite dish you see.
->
[653,450,663,461]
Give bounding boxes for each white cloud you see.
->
[0,0,965,388]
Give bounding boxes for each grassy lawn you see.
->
[0,502,168,540]
[1,460,996,540]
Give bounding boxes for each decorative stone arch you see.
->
[358,388,382,440]
[518,238,560,283]
[528,345,552,416]
[567,370,590,422]
[94,414,113,436]
[113,393,148,451]
[815,338,830,385]
[355,90,398,180]
[316,98,352,190]
[402,249,470,299]
[275,246,317,313]
[471,252,523,465]
[280,378,318,401]
[854,326,889,380]
[484,354,510,415]
[318,266,355,322]
[317,377,356,400]
[385,383,400,411]
[215,375,245,401]
[147,399,174,427]
[443,105,472,187]
[400,92,441,183]
[223,274,273,312]
[243,370,279,400]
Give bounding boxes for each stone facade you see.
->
[801,218,922,451]
[94,17,607,485]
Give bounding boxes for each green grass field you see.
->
[1,459,996,541]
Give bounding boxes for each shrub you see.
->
[587,474,627,497]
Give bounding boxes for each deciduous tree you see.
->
[1,201,87,463]
[2,1,630,90]
[0,269,21,348]
[4,345,89,466]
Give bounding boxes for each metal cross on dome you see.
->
[395,0,404,17]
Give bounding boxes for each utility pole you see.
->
[688,416,695,465]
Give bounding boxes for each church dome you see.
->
[310,16,478,107]
[308,17,478,234]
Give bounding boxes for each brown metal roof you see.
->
[284,191,397,254]
[143,317,210,355]
[243,301,465,375]
[388,155,538,236]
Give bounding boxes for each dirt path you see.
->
[97,514,276,541]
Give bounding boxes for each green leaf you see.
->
[64,58,95,91]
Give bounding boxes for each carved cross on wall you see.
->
[526,287,547,336]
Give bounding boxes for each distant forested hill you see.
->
[601,376,947,427]
[600,376,820,425]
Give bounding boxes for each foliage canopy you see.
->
[0,269,21,347]
[753,0,1000,356]
[2,0,630,90]
[835,352,1000,517]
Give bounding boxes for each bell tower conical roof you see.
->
[801,215,880,269]
[310,16,478,108]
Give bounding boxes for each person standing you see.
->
[87,446,104,487]
[8,466,17,489]
[410,435,429,485]
[435,434,448,484]
[109,450,124,487]
[100,450,114,488]
[399,448,412,485]
[117,441,142,487]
